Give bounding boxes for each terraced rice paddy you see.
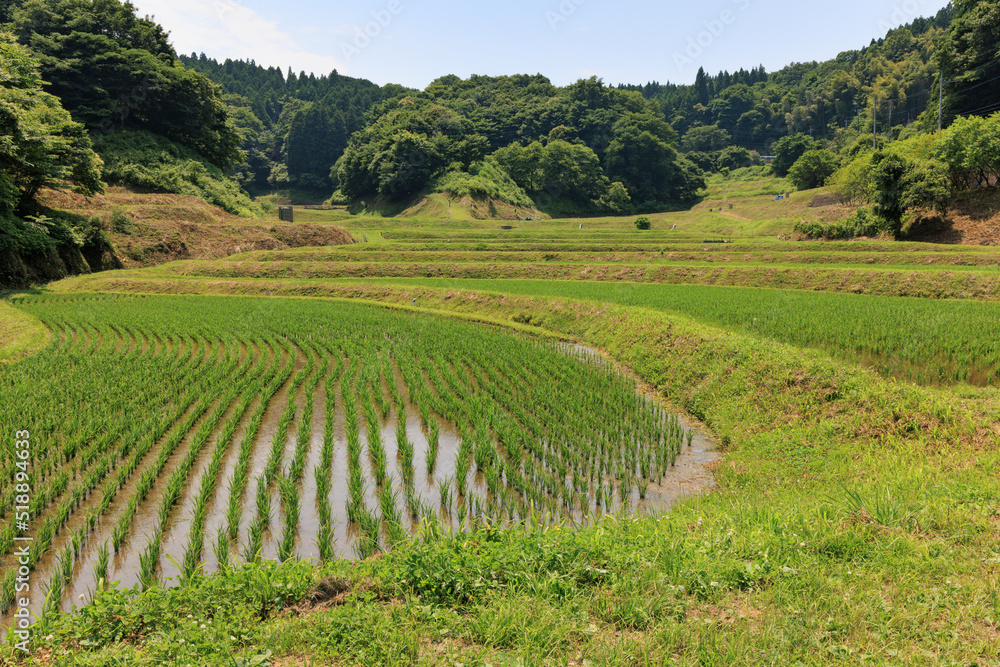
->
[67,223,1000,387]
[0,295,699,625]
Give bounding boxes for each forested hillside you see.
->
[2,0,999,288]
[618,7,956,171]
[202,1,988,219]
[178,55,406,193]
[0,0,262,287]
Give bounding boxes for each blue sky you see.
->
[131,0,952,88]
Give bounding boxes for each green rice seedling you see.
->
[438,476,453,514]
[181,529,204,581]
[316,522,335,564]
[94,540,110,583]
[278,475,299,562]
[255,476,272,528]
[225,481,243,542]
[356,507,381,560]
[138,533,161,591]
[404,485,420,521]
[213,527,230,573]
[59,543,74,583]
[346,472,365,525]
[425,412,443,458]
[379,483,402,528]
[243,515,267,562]
[40,572,64,624]
[111,520,128,553]
[71,528,82,559]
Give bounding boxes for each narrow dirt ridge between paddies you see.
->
[145,258,1000,300]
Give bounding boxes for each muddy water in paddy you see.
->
[233,344,307,559]
[198,339,270,572]
[257,348,323,563]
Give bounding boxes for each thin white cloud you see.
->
[131,0,346,75]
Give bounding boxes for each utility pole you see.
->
[938,71,944,132]
[873,96,877,150]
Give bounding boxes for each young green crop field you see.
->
[2,184,999,665]
[0,295,695,625]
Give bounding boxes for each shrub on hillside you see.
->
[94,129,262,217]
[635,216,651,230]
[432,158,535,209]
[794,207,892,240]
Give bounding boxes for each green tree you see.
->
[537,140,609,204]
[715,145,753,171]
[937,0,1000,121]
[285,102,347,190]
[605,123,684,207]
[492,141,544,192]
[771,134,819,177]
[681,124,731,152]
[933,113,1000,188]
[788,149,839,190]
[831,152,874,204]
[0,34,102,214]
[869,151,951,237]
[337,100,485,200]
[11,0,240,169]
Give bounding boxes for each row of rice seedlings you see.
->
[213,527,230,573]
[226,338,295,541]
[92,540,110,584]
[424,419,441,474]
[342,363,366,526]
[286,352,327,483]
[396,417,415,487]
[373,355,392,420]
[315,354,344,563]
[138,532,161,591]
[454,428,474,499]
[362,380,388,488]
[243,477,271,562]
[262,345,315,484]
[355,505,381,560]
[277,475,299,561]
[384,352,405,417]
[379,484,407,546]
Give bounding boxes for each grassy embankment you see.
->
[0,301,50,362]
